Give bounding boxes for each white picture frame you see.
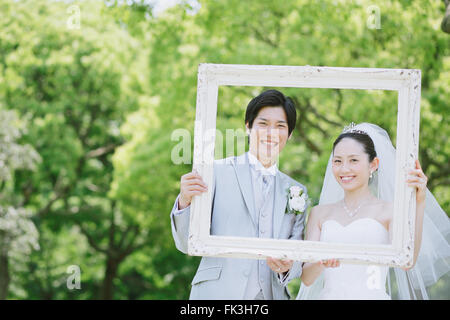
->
[188,63,421,268]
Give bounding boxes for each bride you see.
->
[297,123,450,300]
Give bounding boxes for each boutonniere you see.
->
[286,185,307,215]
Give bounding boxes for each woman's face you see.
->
[332,137,378,192]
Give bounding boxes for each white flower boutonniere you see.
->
[286,185,307,215]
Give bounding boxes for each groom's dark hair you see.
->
[245,89,297,136]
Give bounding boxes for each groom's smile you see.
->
[261,139,278,146]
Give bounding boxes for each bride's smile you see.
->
[340,175,356,183]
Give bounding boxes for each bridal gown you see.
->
[318,217,391,300]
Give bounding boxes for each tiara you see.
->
[342,122,368,135]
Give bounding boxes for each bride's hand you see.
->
[319,259,340,268]
[406,159,428,205]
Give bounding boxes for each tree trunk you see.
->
[442,0,450,33]
[101,256,119,300]
[0,251,10,300]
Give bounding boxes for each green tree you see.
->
[0,0,150,299]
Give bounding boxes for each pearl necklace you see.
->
[342,199,366,218]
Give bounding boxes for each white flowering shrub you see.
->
[0,109,41,258]
[0,206,40,256]
[0,110,41,182]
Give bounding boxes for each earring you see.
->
[369,171,373,179]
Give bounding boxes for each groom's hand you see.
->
[179,170,208,210]
[266,257,293,274]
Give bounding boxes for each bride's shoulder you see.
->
[310,202,340,217]
[370,199,394,220]
[372,199,393,210]
[380,200,394,215]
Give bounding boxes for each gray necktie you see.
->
[261,174,272,199]
[259,173,274,220]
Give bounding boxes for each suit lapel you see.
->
[273,171,289,239]
[232,153,257,228]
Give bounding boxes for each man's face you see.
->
[246,106,291,164]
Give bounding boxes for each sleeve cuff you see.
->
[173,194,190,216]
[277,261,304,286]
[278,270,290,285]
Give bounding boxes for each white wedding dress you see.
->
[298,123,450,300]
[318,217,391,300]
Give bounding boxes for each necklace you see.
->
[342,199,366,218]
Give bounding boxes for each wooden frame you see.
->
[189,63,421,268]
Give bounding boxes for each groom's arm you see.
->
[170,170,207,254]
[170,165,217,254]
[170,194,191,254]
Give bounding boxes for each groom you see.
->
[170,89,308,300]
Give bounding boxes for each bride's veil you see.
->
[296,122,450,300]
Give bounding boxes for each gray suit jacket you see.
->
[170,153,308,299]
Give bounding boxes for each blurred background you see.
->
[0,0,448,299]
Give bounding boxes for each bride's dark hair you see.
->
[332,132,377,162]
